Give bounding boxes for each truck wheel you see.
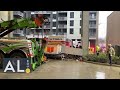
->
[10,52,26,58]
[0,52,4,68]
[61,54,65,60]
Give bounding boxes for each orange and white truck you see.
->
[44,35,82,60]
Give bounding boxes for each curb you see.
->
[84,61,120,67]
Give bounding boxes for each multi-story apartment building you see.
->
[107,11,120,56]
[89,11,99,52]
[12,11,98,52]
[107,11,120,46]
[13,11,24,37]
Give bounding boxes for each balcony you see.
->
[58,25,67,28]
[58,33,67,36]
[13,11,23,17]
[89,25,96,28]
[89,34,96,39]
[89,17,96,20]
[43,25,50,29]
[31,11,51,14]
[89,11,97,13]
[58,17,67,21]
[58,11,67,13]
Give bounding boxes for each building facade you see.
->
[89,11,99,52]
[12,11,99,52]
[107,11,120,46]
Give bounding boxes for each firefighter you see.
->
[107,44,115,65]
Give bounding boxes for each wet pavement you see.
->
[0,59,120,79]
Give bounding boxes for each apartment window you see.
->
[80,20,82,26]
[90,13,96,19]
[70,20,74,26]
[53,22,56,27]
[79,28,81,34]
[89,21,96,27]
[53,14,56,19]
[77,39,81,41]
[70,28,74,34]
[70,12,74,18]
[80,12,82,18]
[35,29,41,33]
[72,39,75,41]
[63,29,67,34]
[58,29,61,34]
[52,29,56,34]
[89,29,96,36]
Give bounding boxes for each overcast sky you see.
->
[98,11,113,39]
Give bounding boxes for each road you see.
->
[0,59,120,79]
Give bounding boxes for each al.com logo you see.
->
[3,58,31,73]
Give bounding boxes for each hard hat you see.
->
[108,44,112,46]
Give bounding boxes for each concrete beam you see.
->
[0,11,13,38]
[81,11,89,56]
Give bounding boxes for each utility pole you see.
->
[81,11,89,56]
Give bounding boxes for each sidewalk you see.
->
[84,60,120,67]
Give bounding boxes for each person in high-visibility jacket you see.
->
[96,45,100,56]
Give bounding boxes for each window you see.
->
[89,29,96,36]
[80,20,82,26]
[72,39,75,41]
[63,29,67,35]
[52,29,56,34]
[70,12,74,18]
[79,28,81,34]
[35,29,41,33]
[77,39,81,41]
[70,20,74,26]
[58,29,62,35]
[70,28,74,34]
[53,22,56,27]
[63,29,67,33]
[89,13,96,19]
[53,14,56,19]
[80,12,82,18]
[89,21,96,27]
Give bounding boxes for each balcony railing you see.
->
[89,16,96,20]
[89,25,96,28]
[58,17,67,21]
[43,25,50,29]
[89,33,96,39]
[58,25,67,28]
[58,11,67,13]
[58,33,67,35]
[31,11,51,14]
[89,11,97,13]
[13,11,23,17]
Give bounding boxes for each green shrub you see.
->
[84,54,98,62]
[82,55,88,61]
[97,53,107,63]
[112,56,120,65]
[83,53,120,65]
[116,60,120,65]
[112,56,119,64]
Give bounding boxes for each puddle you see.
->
[96,72,105,79]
